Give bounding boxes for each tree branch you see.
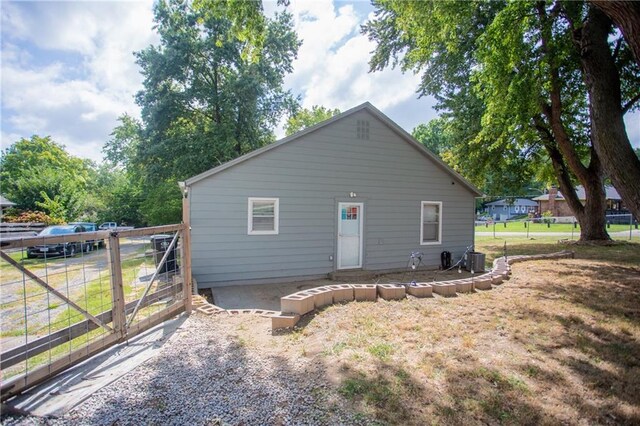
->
[536,2,590,182]
[622,92,640,114]
[613,37,623,61]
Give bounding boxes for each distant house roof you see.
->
[485,198,538,207]
[0,195,16,207]
[531,185,621,201]
[183,102,483,196]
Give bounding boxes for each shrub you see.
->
[541,210,555,224]
[3,210,64,225]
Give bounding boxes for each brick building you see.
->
[532,185,626,218]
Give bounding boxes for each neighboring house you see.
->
[0,195,16,218]
[532,185,629,218]
[183,102,482,288]
[484,198,538,220]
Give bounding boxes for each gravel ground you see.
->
[3,313,369,426]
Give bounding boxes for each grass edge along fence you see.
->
[475,214,638,240]
[0,224,193,401]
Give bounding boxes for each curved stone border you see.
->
[193,250,575,331]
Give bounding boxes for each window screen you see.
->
[421,202,441,244]
[248,198,279,234]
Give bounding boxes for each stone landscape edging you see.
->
[193,250,576,331]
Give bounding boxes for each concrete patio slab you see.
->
[210,281,326,311]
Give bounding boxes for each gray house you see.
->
[183,102,482,288]
[0,195,16,217]
[484,198,538,220]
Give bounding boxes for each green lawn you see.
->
[475,222,633,233]
[475,235,640,266]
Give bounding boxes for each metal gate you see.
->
[0,224,192,400]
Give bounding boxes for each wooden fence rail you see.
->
[0,221,192,401]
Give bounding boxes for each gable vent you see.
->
[356,120,370,140]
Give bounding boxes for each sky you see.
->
[1,0,638,164]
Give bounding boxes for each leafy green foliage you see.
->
[95,0,301,226]
[102,114,143,170]
[411,118,450,156]
[140,180,183,226]
[192,0,290,62]
[285,105,341,136]
[135,0,300,183]
[365,0,638,239]
[93,166,145,226]
[0,136,91,221]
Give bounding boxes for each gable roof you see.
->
[531,185,621,201]
[485,198,538,207]
[183,102,482,196]
[0,195,16,207]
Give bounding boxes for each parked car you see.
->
[69,222,104,249]
[27,225,87,258]
[98,222,134,231]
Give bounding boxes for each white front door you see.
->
[337,202,363,269]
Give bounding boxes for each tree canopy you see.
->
[0,136,91,221]
[135,0,300,186]
[284,105,341,136]
[365,0,640,240]
[98,0,301,225]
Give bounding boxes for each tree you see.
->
[192,0,288,62]
[91,165,145,227]
[589,1,640,68]
[102,114,143,170]
[135,0,300,184]
[364,0,639,240]
[284,105,341,136]
[570,4,640,224]
[102,0,299,225]
[411,118,450,156]
[0,135,90,221]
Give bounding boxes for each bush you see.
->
[3,209,64,225]
[541,210,555,224]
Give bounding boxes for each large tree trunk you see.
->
[536,2,610,241]
[543,141,610,241]
[589,0,640,68]
[579,7,640,224]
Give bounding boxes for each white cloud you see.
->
[0,0,439,160]
[1,0,157,161]
[281,0,431,130]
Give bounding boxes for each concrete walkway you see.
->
[211,281,330,311]
[6,314,187,417]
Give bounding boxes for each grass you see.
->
[475,221,632,233]
[0,244,170,381]
[476,235,640,265]
[256,238,640,424]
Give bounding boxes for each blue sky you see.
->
[1,0,638,163]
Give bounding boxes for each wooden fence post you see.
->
[107,232,126,339]
[182,190,193,314]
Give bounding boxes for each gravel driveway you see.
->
[3,313,368,426]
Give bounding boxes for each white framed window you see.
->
[420,201,442,245]
[248,198,279,235]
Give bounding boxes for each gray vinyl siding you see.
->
[190,110,476,288]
